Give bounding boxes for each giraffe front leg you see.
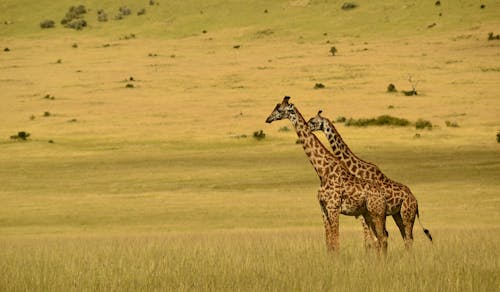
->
[360,216,376,251]
[319,190,341,252]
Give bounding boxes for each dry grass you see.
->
[1,229,498,291]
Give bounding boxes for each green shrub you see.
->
[253,130,266,140]
[387,84,397,92]
[330,46,337,56]
[10,131,30,141]
[336,116,346,123]
[345,115,410,127]
[415,119,433,130]
[40,20,55,29]
[314,83,325,89]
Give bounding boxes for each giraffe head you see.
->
[265,96,295,123]
[307,110,326,131]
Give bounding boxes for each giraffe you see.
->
[265,96,388,252]
[307,110,433,248]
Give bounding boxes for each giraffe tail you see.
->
[416,207,433,242]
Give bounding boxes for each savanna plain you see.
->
[1,0,499,291]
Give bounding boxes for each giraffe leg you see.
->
[365,193,388,254]
[392,212,407,240]
[401,197,417,249]
[371,214,388,254]
[360,216,376,251]
[319,201,334,252]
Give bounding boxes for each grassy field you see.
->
[1,0,499,291]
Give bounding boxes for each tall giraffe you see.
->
[265,96,388,252]
[307,110,432,248]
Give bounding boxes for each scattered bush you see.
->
[387,105,395,109]
[120,34,136,40]
[402,90,417,96]
[435,1,441,6]
[445,120,459,128]
[43,111,51,117]
[72,43,78,48]
[61,5,87,30]
[115,6,132,20]
[278,126,290,132]
[496,130,500,143]
[415,119,433,130]
[40,20,55,29]
[149,0,156,6]
[314,83,325,89]
[345,115,410,127]
[387,83,397,92]
[336,116,346,123]
[10,131,30,141]
[487,32,500,41]
[341,2,358,10]
[43,94,55,100]
[330,46,337,56]
[125,83,134,88]
[137,8,146,16]
[253,130,266,140]
[97,9,108,22]
[4,47,10,52]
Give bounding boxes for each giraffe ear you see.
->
[283,96,291,104]
[318,110,323,116]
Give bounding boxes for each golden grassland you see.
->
[1,0,499,290]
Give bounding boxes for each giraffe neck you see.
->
[322,118,387,182]
[323,119,356,161]
[288,108,338,181]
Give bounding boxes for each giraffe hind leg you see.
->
[392,212,407,240]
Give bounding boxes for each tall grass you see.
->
[0,229,497,291]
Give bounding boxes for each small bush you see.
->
[43,111,51,117]
[4,47,10,52]
[119,6,132,16]
[336,116,346,123]
[125,83,134,88]
[487,32,500,41]
[253,130,266,140]
[496,130,500,143]
[402,90,417,96]
[387,83,397,92]
[445,120,459,128]
[40,20,55,29]
[61,5,87,30]
[341,2,358,10]
[137,8,146,16]
[278,126,290,132]
[10,131,30,141]
[415,119,432,130]
[97,10,108,22]
[72,43,78,48]
[314,83,325,89]
[330,46,337,56]
[43,94,55,100]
